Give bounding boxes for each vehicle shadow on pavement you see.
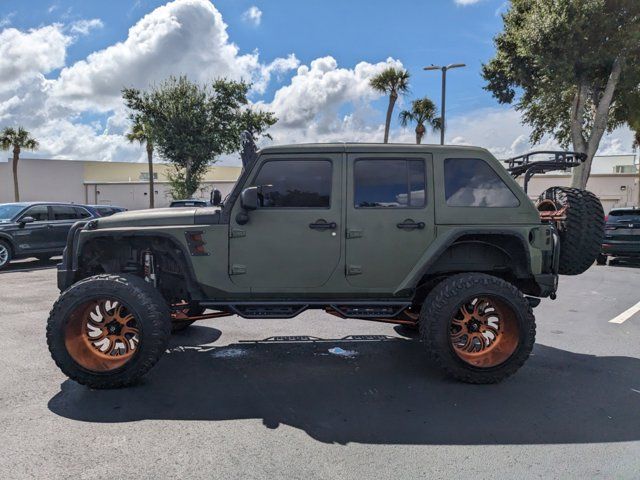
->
[48,327,640,445]
[0,257,60,273]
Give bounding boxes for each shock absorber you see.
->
[143,250,157,287]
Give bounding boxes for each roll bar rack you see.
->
[504,151,586,193]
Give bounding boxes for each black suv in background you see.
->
[87,205,127,217]
[169,199,209,208]
[598,207,640,265]
[0,202,95,270]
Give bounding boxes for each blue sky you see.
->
[3,0,504,113]
[0,0,633,163]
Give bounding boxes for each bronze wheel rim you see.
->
[450,295,519,368]
[64,298,140,372]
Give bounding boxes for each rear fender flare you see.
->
[395,229,532,295]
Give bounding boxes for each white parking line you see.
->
[609,300,640,324]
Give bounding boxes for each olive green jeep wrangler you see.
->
[47,142,604,388]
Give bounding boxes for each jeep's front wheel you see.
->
[46,274,171,389]
[420,273,535,384]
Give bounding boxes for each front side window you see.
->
[444,158,519,207]
[354,159,426,208]
[51,205,82,221]
[21,205,49,221]
[252,160,332,208]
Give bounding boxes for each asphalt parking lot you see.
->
[1,260,639,479]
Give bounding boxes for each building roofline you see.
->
[83,180,237,185]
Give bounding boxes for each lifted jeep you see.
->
[47,143,604,388]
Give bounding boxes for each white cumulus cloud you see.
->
[242,6,262,26]
[70,18,104,36]
[260,56,403,139]
[50,0,296,111]
[0,25,70,84]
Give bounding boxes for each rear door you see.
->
[345,154,435,290]
[49,205,92,249]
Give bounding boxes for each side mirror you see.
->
[210,188,222,206]
[19,216,35,226]
[240,186,258,211]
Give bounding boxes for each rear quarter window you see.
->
[444,158,519,207]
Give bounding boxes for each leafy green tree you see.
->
[126,116,156,208]
[369,67,410,143]
[482,0,640,189]
[399,97,441,144]
[123,76,276,199]
[615,88,640,205]
[238,108,277,141]
[0,127,39,202]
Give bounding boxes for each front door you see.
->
[229,155,342,291]
[345,154,435,290]
[12,205,51,253]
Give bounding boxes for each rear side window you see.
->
[444,158,519,207]
[354,159,426,208]
[75,207,92,218]
[51,205,82,220]
[252,160,332,208]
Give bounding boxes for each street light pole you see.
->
[424,63,466,145]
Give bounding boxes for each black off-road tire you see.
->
[419,273,536,384]
[541,187,604,275]
[46,274,171,389]
[0,240,11,270]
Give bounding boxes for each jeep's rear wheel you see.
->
[420,273,535,383]
[47,274,171,388]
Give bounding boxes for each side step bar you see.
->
[200,300,412,320]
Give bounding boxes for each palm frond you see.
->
[0,126,38,150]
[369,67,411,95]
[398,110,415,127]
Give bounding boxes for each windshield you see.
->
[0,204,24,222]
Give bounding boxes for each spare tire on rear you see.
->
[538,187,604,275]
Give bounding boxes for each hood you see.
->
[93,207,221,229]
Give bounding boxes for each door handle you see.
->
[309,219,337,230]
[396,219,425,230]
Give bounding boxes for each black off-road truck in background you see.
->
[46,140,604,388]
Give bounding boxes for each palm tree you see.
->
[369,67,410,143]
[0,127,39,202]
[399,98,441,145]
[126,117,156,208]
